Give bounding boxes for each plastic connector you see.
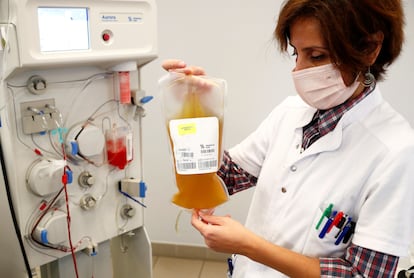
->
[62,169,73,185]
[140,95,154,104]
[83,243,98,256]
[132,91,153,120]
[65,169,73,184]
[70,141,78,156]
[40,230,48,244]
[61,173,67,185]
[139,181,146,198]
[120,178,140,197]
[118,178,147,208]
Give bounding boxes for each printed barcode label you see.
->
[169,117,219,175]
[180,152,194,158]
[198,159,217,170]
[177,161,197,171]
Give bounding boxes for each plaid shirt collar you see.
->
[302,85,374,149]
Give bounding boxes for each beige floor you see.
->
[153,256,228,278]
[33,255,228,277]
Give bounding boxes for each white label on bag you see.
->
[169,117,219,175]
[126,132,133,161]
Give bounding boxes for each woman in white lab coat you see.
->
[163,0,414,277]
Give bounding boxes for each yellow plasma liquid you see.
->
[168,90,228,209]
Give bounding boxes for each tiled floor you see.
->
[152,256,228,278]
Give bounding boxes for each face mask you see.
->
[292,63,360,110]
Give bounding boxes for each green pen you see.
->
[316,203,333,230]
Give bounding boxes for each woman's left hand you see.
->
[191,209,256,255]
[162,59,206,75]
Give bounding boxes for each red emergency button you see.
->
[102,33,111,42]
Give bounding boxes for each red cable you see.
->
[61,143,79,278]
[63,179,79,278]
[30,188,64,245]
[29,144,81,277]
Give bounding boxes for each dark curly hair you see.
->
[275,0,405,81]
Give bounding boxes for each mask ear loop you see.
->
[363,67,376,87]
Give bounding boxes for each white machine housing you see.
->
[0,0,157,277]
[2,0,157,78]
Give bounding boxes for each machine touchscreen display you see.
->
[38,7,90,52]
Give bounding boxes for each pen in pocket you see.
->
[316,204,356,244]
[335,216,351,238]
[316,203,333,230]
[342,221,356,244]
[319,217,333,239]
[319,210,339,238]
[327,211,344,233]
[335,220,355,245]
[227,257,233,275]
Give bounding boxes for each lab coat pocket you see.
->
[302,206,349,258]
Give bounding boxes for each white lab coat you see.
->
[229,87,414,277]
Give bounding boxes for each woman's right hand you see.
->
[162,59,206,75]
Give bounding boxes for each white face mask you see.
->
[292,63,360,110]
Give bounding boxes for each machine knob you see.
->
[121,204,136,219]
[78,171,95,188]
[80,194,97,210]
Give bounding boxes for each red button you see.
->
[102,33,111,41]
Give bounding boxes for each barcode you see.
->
[180,152,194,158]
[198,159,217,170]
[201,149,215,154]
[177,161,196,171]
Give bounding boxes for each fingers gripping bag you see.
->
[159,72,229,209]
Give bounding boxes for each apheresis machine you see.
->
[0,1,157,277]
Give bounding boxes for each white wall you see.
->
[141,0,414,246]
